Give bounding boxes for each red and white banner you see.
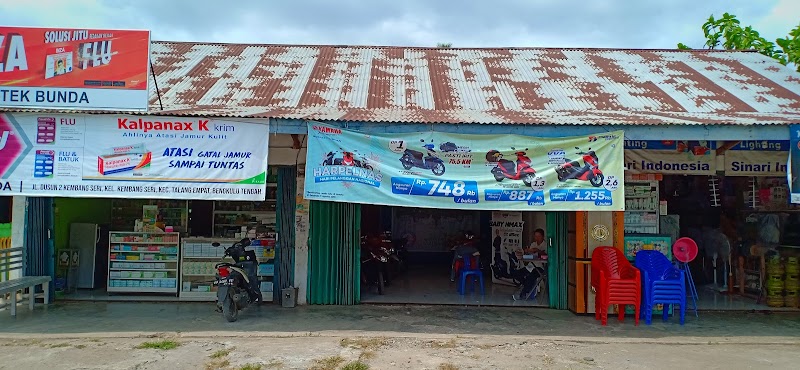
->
[0,26,150,111]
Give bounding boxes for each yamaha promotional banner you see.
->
[303,122,625,211]
[790,125,800,204]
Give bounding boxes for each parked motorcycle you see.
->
[554,147,604,187]
[400,139,446,176]
[361,234,391,294]
[486,148,536,187]
[392,234,410,273]
[212,238,262,322]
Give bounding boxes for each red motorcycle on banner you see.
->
[486,148,537,187]
[555,147,604,187]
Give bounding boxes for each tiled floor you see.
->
[694,284,800,311]
[62,289,182,302]
[361,264,548,307]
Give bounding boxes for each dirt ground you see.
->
[2,302,800,369]
[0,334,799,370]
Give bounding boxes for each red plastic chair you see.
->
[591,246,641,326]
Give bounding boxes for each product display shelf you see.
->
[111,199,189,234]
[248,236,277,300]
[212,199,277,238]
[624,180,660,234]
[179,237,276,302]
[179,238,234,301]
[107,232,180,295]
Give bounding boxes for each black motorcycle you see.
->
[392,234,410,273]
[212,238,262,322]
[399,140,446,176]
[361,234,391,295]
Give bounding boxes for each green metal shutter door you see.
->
[308,200,361,305]
[547,212,568,310]
[275,166,297,303]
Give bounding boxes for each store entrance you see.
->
[629,174,800,311]
[360,205,570,307]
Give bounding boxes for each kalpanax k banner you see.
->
[0,113,269,200]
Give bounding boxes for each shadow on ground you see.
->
[2,301,800,340]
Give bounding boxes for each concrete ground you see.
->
[1,301,800,369]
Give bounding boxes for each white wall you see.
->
[9,196,26,279]
[522,212,547,246]
[268,134,307,166]
[293,175,310,305]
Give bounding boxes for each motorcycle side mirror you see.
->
[211,242,221,247]
[575,146,580,150]
[420,139,425,142]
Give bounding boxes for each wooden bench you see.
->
[1,247,51,317]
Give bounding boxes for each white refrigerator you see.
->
[69,223,101,289]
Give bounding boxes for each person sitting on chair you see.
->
[512,229,548,300]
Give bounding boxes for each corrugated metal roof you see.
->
[6,42,800,125]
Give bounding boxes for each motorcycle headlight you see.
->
[379,256,388,263]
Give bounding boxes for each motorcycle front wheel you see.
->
[222,295,238,322]
[431,162,446,176]
[400,159,413,170]
[590,173,604,187]
[377,271,385,295]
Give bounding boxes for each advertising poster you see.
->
[624,140,716,175]
[0,26,150,111]
[724,141,789,177]
[791,125,800,204]
[490,211,524,286]
[303,122,625,211]
[0,113,269,200]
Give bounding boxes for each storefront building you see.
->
[4,37,799,313]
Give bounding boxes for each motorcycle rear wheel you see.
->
[222,296,238,322]
[523,173,535,186]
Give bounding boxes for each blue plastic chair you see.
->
[457,255,485,295]
[635,250,686,325]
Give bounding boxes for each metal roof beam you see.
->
[269,118,787,141]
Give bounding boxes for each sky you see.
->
[0,0,797,48]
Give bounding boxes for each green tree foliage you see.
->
[678,13,800,72]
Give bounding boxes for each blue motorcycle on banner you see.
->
[399,139,446,176]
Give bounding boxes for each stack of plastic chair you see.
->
[635,250,687,325]
[457,256,485,295]
[591,246,641,326]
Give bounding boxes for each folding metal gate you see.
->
[308,201,361,305]
[24,197,55,302]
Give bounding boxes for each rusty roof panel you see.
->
[9,43,800,125]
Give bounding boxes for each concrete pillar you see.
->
[10,196,26,279]
[293,175,310,305]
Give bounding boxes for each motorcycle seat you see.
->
[405,149,424,160]
[498,159,516,171]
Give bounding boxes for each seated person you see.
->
[450,231,480,282]
[516,228,548,259]
[512,229,548,300]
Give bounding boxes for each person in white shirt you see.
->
[512,228,548,301]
